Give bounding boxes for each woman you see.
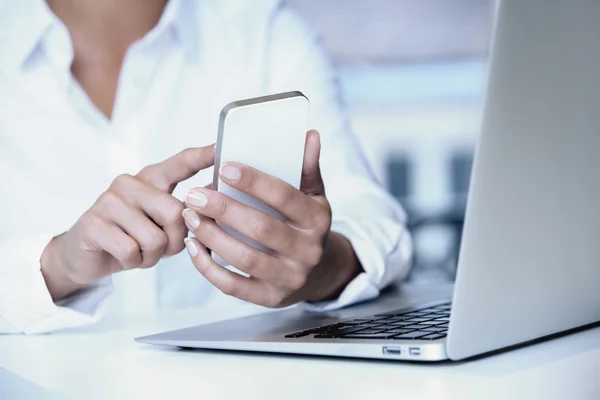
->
[0,0,412,334]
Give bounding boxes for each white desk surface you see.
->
[1,284,599,400]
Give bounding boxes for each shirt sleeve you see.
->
[0,234,113,334]
[263,4,414,311]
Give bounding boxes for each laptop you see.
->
[136,0,600,361]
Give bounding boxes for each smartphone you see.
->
[212,91,310,265]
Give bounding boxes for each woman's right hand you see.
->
[40,145,215,301]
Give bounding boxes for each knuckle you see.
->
[220,278,238,297]
[111,173,136,192]
[238,247,259,274]
[79,211,102,237]
[138,260,155,270]
[164,236,186,257]
[200,219,217,238]
[251,218,277,241]
[120,242,141,263]
[275,185,295,208]
[316,216,332,235]
[196,256,211,274]
[305,244,324,267]
[162,199,185,226]
[97,190,120,207]
[265,292,286,308]
[177,149,196,174]
[144,230,168,251]
[288,270,308,291]
[138,165,168,189]
[313,207,332,232]
[136,165,154,180]
[213,195,229,217]
[242,170,259,190]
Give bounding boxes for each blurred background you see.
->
[288,0,495,284]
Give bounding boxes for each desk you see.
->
[1,284,599,400]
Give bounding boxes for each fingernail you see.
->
[184,237,199,257]
[182,208,201,229]
[185,189,208,208]
[220,164,241,181]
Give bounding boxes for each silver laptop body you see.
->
[136,0,600,361]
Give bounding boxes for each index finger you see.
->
[218,162,320,227]
[137,145,215,192]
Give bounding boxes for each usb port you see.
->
[382,346,401,356]
[408,347,421,356]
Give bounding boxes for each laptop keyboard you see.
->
[285,302,451,341]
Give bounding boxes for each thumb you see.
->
[300,130,325,196]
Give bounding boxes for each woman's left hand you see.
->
[182,130,362,307]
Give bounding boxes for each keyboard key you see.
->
[403,324,432,330]
[339,333,394,339]
[388,321,413,326]
[400,312,423,318]
[436,323,449,328]
[373,316,396,321]
[420,327,446,332]
[352,329,387,334]
[384,319,412,325]
[284,332,310,338]
[386,316,413,321]
[433,317,450,322]
[419,333,447,340]
[392,331,429,340]
[370,324,393,330]
[341,319,374,324]
[374,309,413,317]
[384,328,416,335]
[403,317,434,323]
[338,321,368,326]
[314,324,339,331]
[329,326,368,336]
[418,320,444,326]
[284,328,318,338]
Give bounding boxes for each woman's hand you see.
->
[183,131,362,307]
[41,145,215,301]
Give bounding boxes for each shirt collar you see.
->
[0,0,200,74]
[162,0,200,62]
[0,0,54,73]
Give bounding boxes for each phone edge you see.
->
[213,90,307,192]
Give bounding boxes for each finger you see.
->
[184,188,298,254]
[299,130,326,196]
[137,145,215,193]
[183,237,282,307]
[215,164,321,228]
[81,213,142,271]
[109,175,186,256]
[183,209,304,289]
[96,191,168,268]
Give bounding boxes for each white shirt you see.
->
[0,0,412,334]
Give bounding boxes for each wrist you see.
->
[304,232,362,302]
[40,235,84,301]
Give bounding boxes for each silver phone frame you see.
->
[212,91,308,192]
